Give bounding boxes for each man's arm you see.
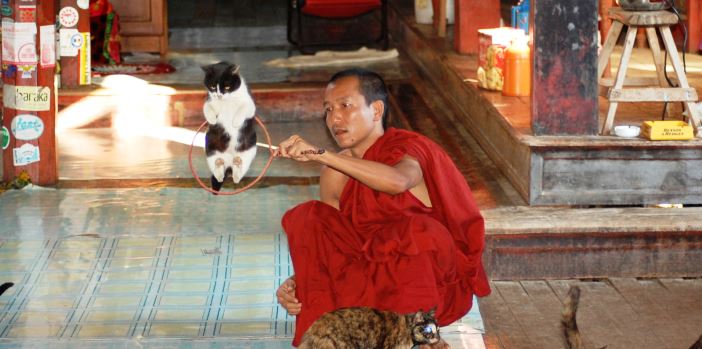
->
[320,151,423,195]
[278,135,424,195]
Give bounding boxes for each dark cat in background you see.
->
[299,307,440,349]
[201,61,257,193]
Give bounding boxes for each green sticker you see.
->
[1,126,9,150]
[1,6,11,16]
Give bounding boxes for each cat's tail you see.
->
[211,175,224,195]
[0,282,14,296]
[562,285,583,349]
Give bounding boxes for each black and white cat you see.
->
[202,61,257,192]
[0,282,13,296]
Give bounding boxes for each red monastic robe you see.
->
[282,128,490,346]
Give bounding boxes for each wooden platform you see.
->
[480,278,702,349]
[388,0,702,206]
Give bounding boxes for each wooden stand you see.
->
[1,0,58,185]
[599,8,701,135]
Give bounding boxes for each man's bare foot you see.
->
[419,339,450,349]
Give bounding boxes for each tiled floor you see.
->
[0,186,486,348]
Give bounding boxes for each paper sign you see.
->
[39,25,55,67]
[18,5,36,22]
[2,22,37,64]
[11,114,44,140]
[3,85,51,111]
[59,28,78,57]
[79,32,90,85]
[13,143,40,166]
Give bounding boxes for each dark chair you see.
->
[287,0,389,54]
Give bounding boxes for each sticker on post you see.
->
[11,114,44,141]
[18,64,36,78]
[39,25,55,67]
[2,22,37,64]
[3,85,51,111]
[59,28,79,57]
[1,126,10,150]
[18,5,36,22]
[59,7,79,27]
[79,32,90,85]
[13,143,40,166]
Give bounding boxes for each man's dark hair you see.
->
[329,68,389,129]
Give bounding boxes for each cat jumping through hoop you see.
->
[202,61,257,193]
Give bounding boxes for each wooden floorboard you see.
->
[609,278,685,349]
[479,281,536,349]
[547,280,615,349]
[584,280,665,348]
[494,282,564,349]
[480,279,702,349]
[658,278,702,346]
[519,281,568,348]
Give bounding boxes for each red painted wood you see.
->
[454,0,500,54]
[689,0,701,53]
[58,0,90,88]
[2,0,58,185]
[532,0,599,135]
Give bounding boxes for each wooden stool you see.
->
[599,8,701,135]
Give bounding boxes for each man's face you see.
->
[323,76,379,149]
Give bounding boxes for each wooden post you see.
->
[531,0,599,135]
[58,0,90,87]
[689,0,701,53]
[2,0,58,185]
[454,0,500,54]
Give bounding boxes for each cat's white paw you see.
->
[233,156,242,167]
[213,159,226,182]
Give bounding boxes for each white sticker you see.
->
[59,7,79,27]
[59,28,79,56]
[3,85,51,112]
[2,22,37,64]
[77,0,89,10]
[13,143,40,166]
[39,24,55,67]
[11,114,44,141]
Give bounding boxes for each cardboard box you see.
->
[476,27,524,91]
[641,121,694,140]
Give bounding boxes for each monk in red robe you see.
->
[276,68,490,347]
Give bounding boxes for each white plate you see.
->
[614,125,641,138]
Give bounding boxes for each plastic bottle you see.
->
[503,35,531,97]
[415,0,433,24]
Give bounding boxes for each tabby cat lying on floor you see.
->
[300,307,440,349]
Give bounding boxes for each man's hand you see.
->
[276,276,301,315]
[277,135,325,162]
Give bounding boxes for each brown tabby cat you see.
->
[562,285,702,349]
[299,307,440,349]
